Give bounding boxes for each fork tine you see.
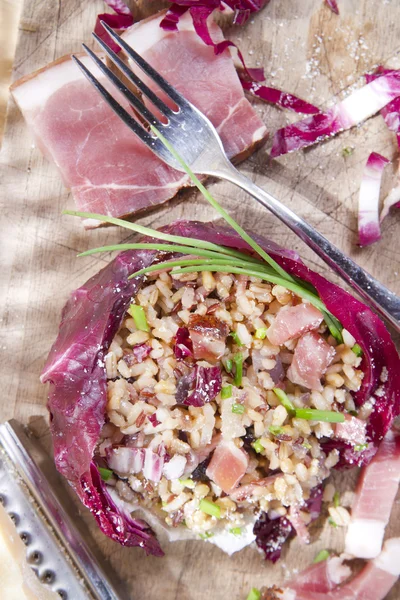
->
[100,21,191,109]
[81,44,162,129]
[71,55,156,149]
[92,32,174,120]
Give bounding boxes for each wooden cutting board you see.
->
[1,1,399,598]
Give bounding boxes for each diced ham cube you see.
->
[267,303,324,346]
[287,332,335,391]
[188,314,229,362]
[334,414,367,446]
[206,441,248,494]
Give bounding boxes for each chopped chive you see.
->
[233,353,243,387]
[252,439,264,454]
[230,527,242,536]
[294,408,345,423]
[342,146,354,157]
[199,531,214,540]
[246,588,261,600]
[302,441,312,450]
[328,517,338,528]
[313,549,330,563]
[349,410,358,417]
[224,358,233,374]
[179,478,196,489]
[232,403,245,415]
[254,327,267,340]
[151,125,296,284]
[128,304,149,332]
[221,385,233,399]
[333,491,340,508]
[354,443,368,452]
[268,425,284,436]
[98,467,113,481]
[199,499,221,519]
[273,388,295,417]
[230,331,244,346]
[352,343,363,357]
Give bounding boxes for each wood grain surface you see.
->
[1,1,399,599]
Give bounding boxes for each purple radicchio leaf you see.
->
[176,365,222,407]
[94,0,134,53]
[174,327,194,359]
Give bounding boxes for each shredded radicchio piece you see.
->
[358,152,390,247]
[325,0,339,14]
[176,365,222,407]
[271,70,400,157]
[240,77,320,115]
[174,327,194,359]
[124,343,152,365]
[366,67,400,221]
[254,514,294,563]
[94,0,134,53]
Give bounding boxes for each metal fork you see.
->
[73,22,400,333]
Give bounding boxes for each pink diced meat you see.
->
[188,314,229,363]
[206,441,248,494]
[267,303,324,346]
[287,331,335,391]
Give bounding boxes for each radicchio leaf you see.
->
[358,152,390,247]
[325,0,339,14]
[271,70,400,157]
[94,0,134,53]
[176,365,222,406]
[174,327,194,359]
[366,67,400,221]
[253,514,294,563]
[240,77,321,115]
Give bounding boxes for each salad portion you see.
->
[98,264,365,553]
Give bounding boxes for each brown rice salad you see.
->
[96,269,368,551]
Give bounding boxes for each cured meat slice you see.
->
[269,538,400,600]
[345,428,400,559]
[11,11,267,227]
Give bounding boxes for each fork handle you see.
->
[214,162,400,333]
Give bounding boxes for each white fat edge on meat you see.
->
[108,487,257,554]
[373,538,400,577]
[327,555,352,585]
[345,518,386,559]
[11,54,106,115]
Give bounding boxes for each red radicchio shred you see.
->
[94,0,134,53]
[174,327,194,359]
[253,484,323,561]
[159,3,265,81]
[176,365,222,407]
[271,70,400,157]
[358,152,390,247]
[365,67,400,221]
[148,413,161,428]
[124,343,152,365]
[325,0,339,14]
[239,77,321,115]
